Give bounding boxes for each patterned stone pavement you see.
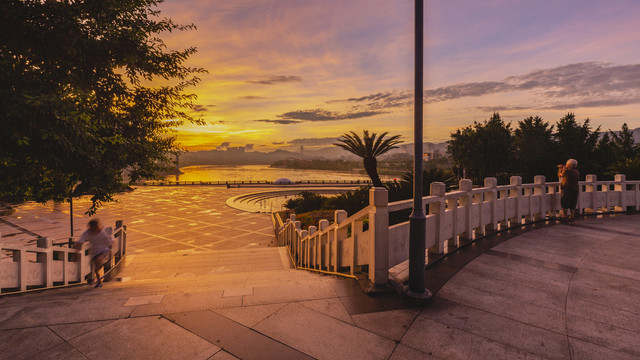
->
[0,186,277,253]
[1,186,639,359]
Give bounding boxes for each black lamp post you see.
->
[407,0,432,300]
[69,181,81,243]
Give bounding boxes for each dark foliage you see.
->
[334,130,402,187]
[0,0,205,213]
[324,186,371,215]
[386,168,458,202]
[283,191,326,214]
[448,112,637,183]
[448,112,513,184]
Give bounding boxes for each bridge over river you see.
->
[1,186,639,359]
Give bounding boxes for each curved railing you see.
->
[227,187,357,213]
[0,220,127,294]
[276,174,640,286]
[141,179,373,186]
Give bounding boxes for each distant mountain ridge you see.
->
[179,141,449,166]
[180,127,638,167]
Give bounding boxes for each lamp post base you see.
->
[400,284,433,306]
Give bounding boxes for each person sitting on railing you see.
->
[73,218,114,288]
[558,159,580,222]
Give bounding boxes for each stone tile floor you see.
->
[1,186,639,359]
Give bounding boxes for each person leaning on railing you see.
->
[73,218,114,288]
[557,158,580,222]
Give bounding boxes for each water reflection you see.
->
[169,165,378,183]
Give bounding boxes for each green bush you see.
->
[283,191,325,213]
[386,168,457,202]
[324,186,370,216]
[294,210,336,230]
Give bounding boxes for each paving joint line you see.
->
[0,217,41,238]
[484,250,577,273]
[575,223,639,237]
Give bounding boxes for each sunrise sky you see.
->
[156,0,640,152]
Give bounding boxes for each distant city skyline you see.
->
[156,0,640,151]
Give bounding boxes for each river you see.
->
[167,165,387,182]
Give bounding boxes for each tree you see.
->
[593,132,616,179]
[0,0,205,213]
[609,123,636,160]
[513,116,557,182]
[606,123,640,179]
[609,157,640,180]
[334,130,402,187]
[386,168,457,202]
[554,113,600,175]
[447,112,513,183]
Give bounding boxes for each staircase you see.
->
[100,247,342,314]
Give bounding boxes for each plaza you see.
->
[1,186,639,359]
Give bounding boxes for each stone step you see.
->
[110,246,332,292]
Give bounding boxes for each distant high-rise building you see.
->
[227,147,245,153]
[300,145,304,155]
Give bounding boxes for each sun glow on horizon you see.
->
[155,0,640,151]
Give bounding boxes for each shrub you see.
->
[324,186,370,216]
[284,191,325,213]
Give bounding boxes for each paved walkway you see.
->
[1,187,639,359]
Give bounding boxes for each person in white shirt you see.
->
[74,218,113,288]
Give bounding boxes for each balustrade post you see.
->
[121,225,127,259]
[319,219,329,270]
[280,220,286,247]
[585,174,598,214]
[294,221,301,263]
[352,220,363,275]
[308,226,317,269]
[602,175,613,210]
[115,220,123,261]
[509,176,522,227]
[614,174,627,212]
[0,236,3,288]
[63,244,70,284]
[635,178,640,211]
[368,187,389,285]
[333,210,348,272]
[484,178,498,234]
[472,188,484,239]
[16,249,27,291]
[459,179,473,243]
[300,230,308,267]
[289,214,297,248]
[285,220,291,247]
[533,176,546,221]
[428,182,446,254]
[37,237,53,287]
[80,246,90,283]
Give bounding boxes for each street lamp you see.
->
[406,0,432,301]
[69,181,81,243]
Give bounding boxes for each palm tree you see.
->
[334,130,402,187]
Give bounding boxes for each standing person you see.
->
[557,159,580,222]
[74,219,113,288]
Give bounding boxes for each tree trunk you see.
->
[363,157,383,187]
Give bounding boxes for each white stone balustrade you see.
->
[0,220,127,293]
[277,175,640,285]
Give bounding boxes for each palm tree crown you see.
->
[334,130,402,187]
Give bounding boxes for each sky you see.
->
[155,0,640,152]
